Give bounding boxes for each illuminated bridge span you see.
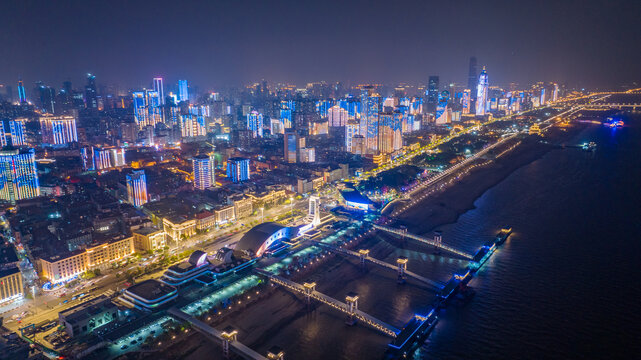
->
[168,308,272,360]
[312,241,443,289]
[372,224,474,260]
[254,269,399,338]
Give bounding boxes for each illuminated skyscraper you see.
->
[427,76,439,113]
[360,87,380,153]
[17,79,26,103]
[133,90,163,128]
[193,153,215,190]
[146,90,163,125]
[0,148,39,203]
[328,105,349,127]
[246,111,264,138]
[284,130,298,163]
[467,57,477,92]
[462,89,472,114]
[85,73,97,109]
[377,112,403,154]
[153,77,164,105]
[35,83,56,114]
[345,120,359,152]
[476,67,489,116]
[39,115,78,146]
[178,80,189,102]
[436,90,450,120]
[89,146,126,170]
[126,170,148,207]
[0,119,27,147]
[226,157,250,183]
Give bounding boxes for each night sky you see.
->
[1,0,640,91]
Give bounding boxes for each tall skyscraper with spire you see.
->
[476,67,489,116]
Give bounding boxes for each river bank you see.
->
[393,124,586,236]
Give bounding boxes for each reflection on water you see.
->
[249,116,641,359]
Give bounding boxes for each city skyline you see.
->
[1,1,640,90]
[0,2,640,359]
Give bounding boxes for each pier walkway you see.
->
[168,308,268,360]
[311,241,443,289]
[254,269,399,338]
[372,224,474,260]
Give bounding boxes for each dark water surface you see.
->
[249,116,641,360]
[417,116,641,359]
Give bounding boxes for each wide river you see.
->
[416,113,641,359]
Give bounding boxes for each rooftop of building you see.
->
[124,279,177,301]
[59,295,116,324]
[132,226,162,236]
[0,266,20,278]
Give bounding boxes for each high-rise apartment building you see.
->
[178,80,189,102]
[126,170,148,207]
[0,148,39,203]
[133,90,163,128]
[39,115,78,146]
[328,105,349,127]
[0,119,27,147]
[82,146,126,171]
[226,157,250,183]
[246,111,264,138]
[284,130,298,163]
[193,153,215,190]
[153,77,164,105]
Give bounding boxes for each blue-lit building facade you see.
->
[133,90,163,128]
[246,111,264,138]
[17,79,26,103]
[153,77,164,105]
[0,119,26,147]
[81,146,126,171]
[476,67,489,116]
[0,148,39,203]
[361,88,381,153]
[39,115,78,147]
[227,157,250,183]
[193,153,215,190]
[178,80,189,102]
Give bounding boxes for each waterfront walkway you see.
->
[311,240,443,289]
[372,224,474,260]
[168,308,268,360]
[254,269,399,338]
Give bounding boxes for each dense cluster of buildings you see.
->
[0,60,566,306]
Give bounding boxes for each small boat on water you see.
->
[581,142,597,151]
